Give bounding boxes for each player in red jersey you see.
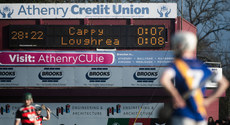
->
[15,92,38,125]
[35,105,50,125]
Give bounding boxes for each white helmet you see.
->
[172,31,197,57]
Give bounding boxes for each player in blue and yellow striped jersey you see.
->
[160,31,229,125]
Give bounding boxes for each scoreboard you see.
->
[8,25,167,49]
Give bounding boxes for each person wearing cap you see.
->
[35,105,51,125]
[160,31,229,125]
[15,92,38,125]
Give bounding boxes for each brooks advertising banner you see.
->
[0,67,165,87]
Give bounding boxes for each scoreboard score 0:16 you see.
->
[8,25,166,49]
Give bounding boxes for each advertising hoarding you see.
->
[0,3,177,19]
[0,67,165,87]
[0,51,174,66]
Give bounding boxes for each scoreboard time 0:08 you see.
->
[8,25,166,49]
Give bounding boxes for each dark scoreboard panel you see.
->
[8,25,167,49]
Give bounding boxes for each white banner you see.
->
[205,67,222,88]
[0,3,177,19]
[0,103,164,125]
[0,67,165,87]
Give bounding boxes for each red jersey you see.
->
[36,115,43,125]
[15,105,36,125]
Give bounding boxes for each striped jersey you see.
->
[166,58,213,121]
[15,105,36,125]
[36,115,43,125]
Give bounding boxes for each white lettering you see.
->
[9,54,34,63]
[72,56,78,64]
[98,56,104,62]
[36,54,108,64]
[38,55,46,62]
[9,54,16,62]
[79,54,85,62]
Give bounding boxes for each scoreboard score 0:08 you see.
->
[8,25,167,49]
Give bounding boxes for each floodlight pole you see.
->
[181,0,183,30]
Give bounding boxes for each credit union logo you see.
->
[157,5,171,17]
[0,6,14,18]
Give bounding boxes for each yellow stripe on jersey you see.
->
[175,59,207,117]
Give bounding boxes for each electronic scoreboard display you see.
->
[8,25,167,49]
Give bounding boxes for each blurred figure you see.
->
[160,31,229,125]
[15,92,38,125]
[208,117,215,125]
[215,119,223,125]
[35,105,51,125]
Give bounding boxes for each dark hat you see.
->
[35,106,42,111]
[23,92,33,100]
